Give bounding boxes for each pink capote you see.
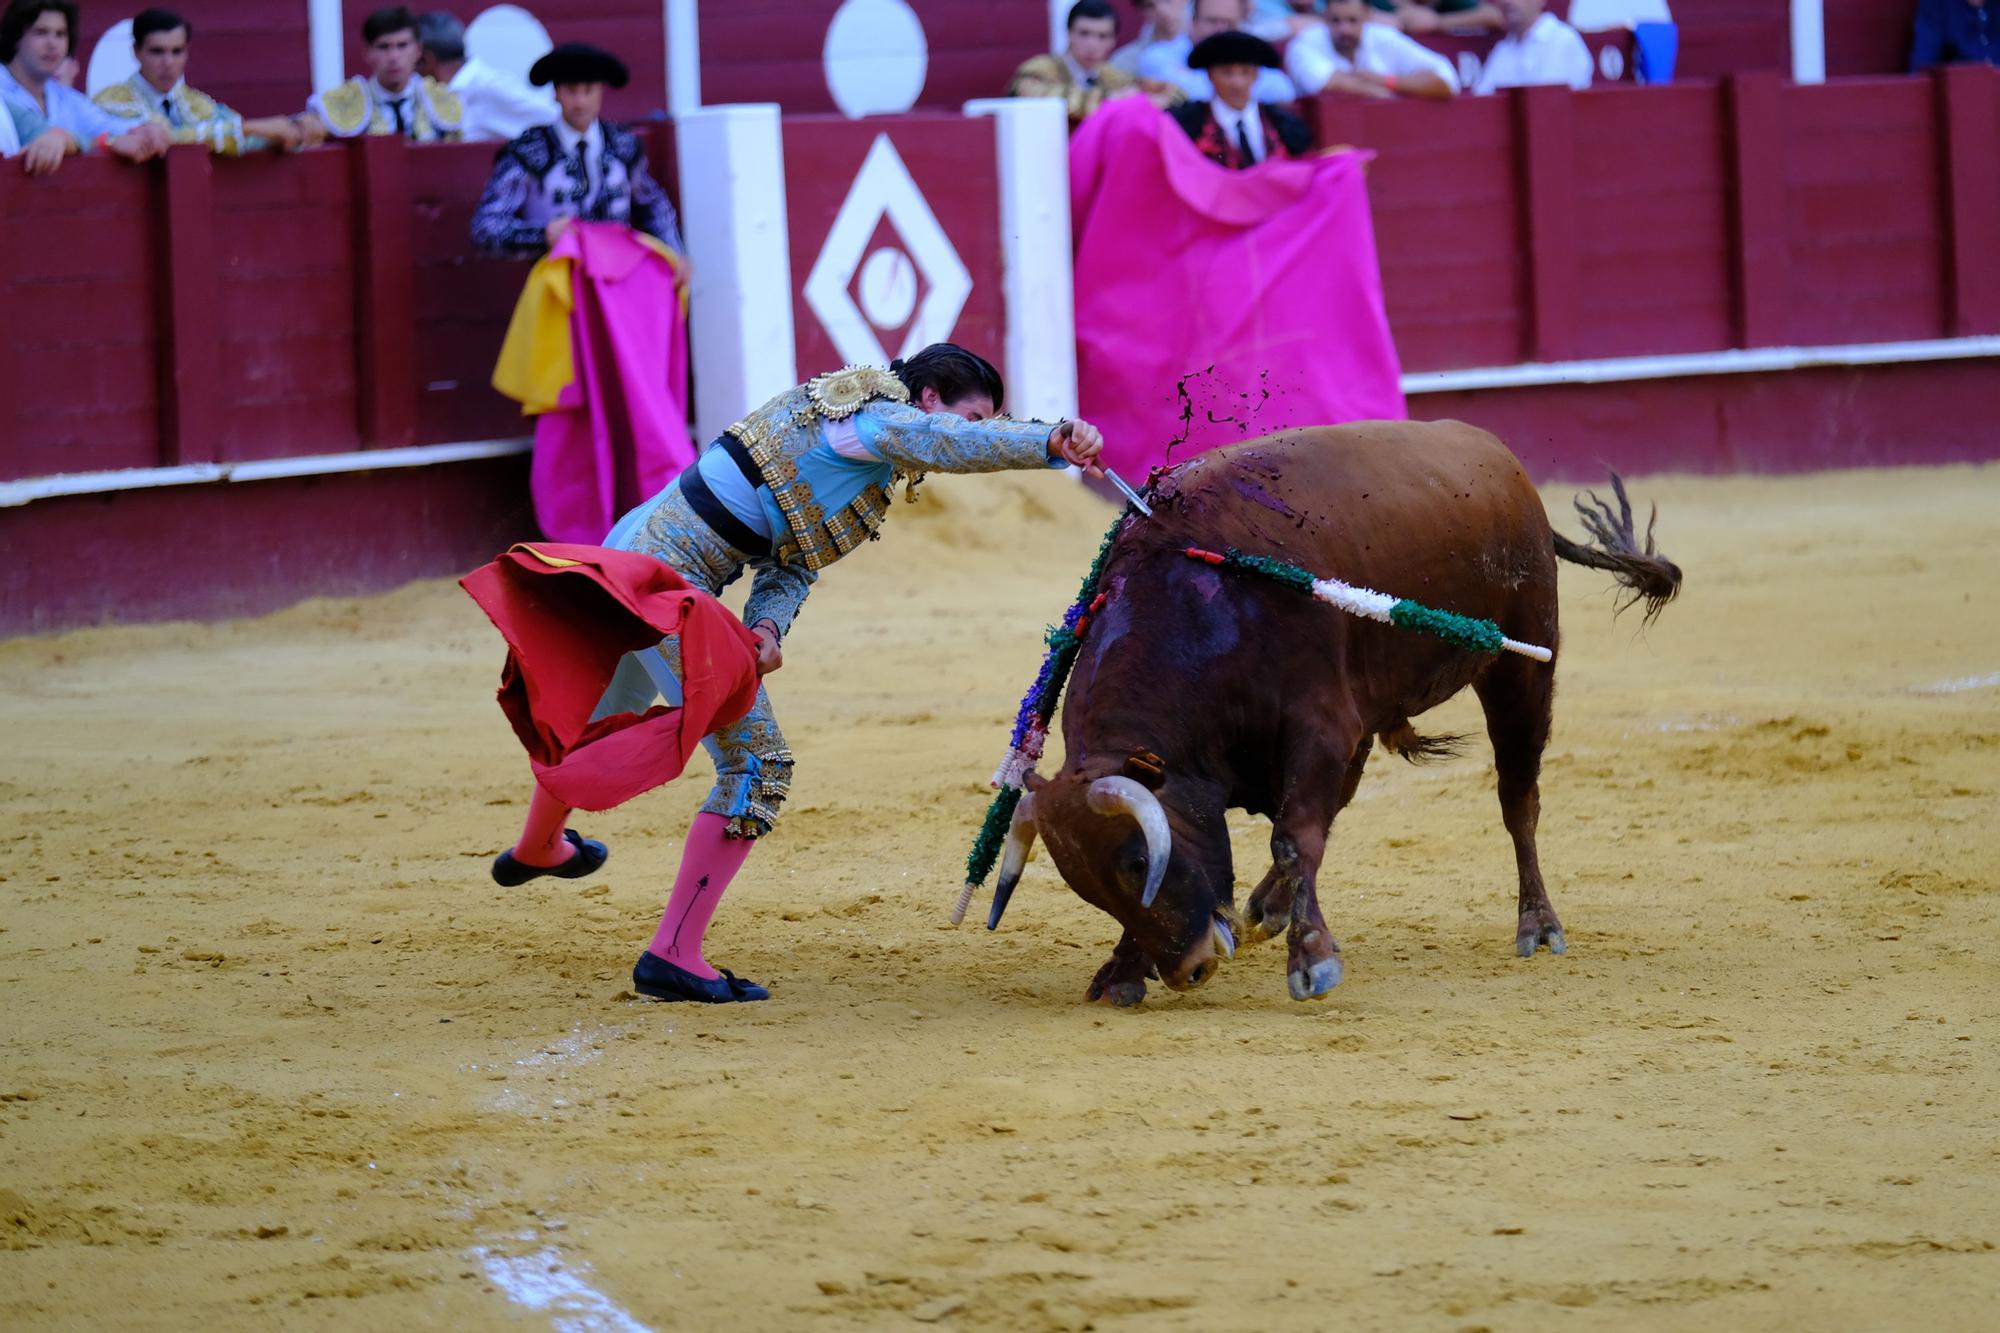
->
[1069,97,1406,481]
[532,223,695,543]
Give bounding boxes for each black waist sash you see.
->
[676,432,772,559]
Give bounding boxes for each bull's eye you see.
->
[1117,851,1149,889]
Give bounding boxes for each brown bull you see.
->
[992,420,1681,1004]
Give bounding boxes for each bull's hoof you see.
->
[1091,980,1147,1008]
[1287,956,1344,1001]
[1516,924,1568,957]
[1242,898,1288,944]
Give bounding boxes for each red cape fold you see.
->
[460,543,761,811]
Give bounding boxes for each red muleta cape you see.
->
[460,544,761,812]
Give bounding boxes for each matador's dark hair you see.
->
[891,344,1007,413]
[1067,0,1119,33]
[1,1,80,63]
[361,5,419,45]
[133,9,191,46]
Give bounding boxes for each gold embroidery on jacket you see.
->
[729,374,911,572]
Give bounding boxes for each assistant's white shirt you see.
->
[450,56,555,142]
[1475,13,1595,94]
[1210,99,1267,163]
[1286,22,1462,95]
[550,115,605,193]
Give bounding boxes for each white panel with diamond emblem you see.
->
[802,134,974,368]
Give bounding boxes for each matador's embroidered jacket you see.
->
[94,73,264,153]
[306,75,462,142]
[632,366,1062,639]
[471,121,682,255]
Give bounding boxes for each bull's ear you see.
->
[1121,750,1167,791]
[1022,770,1047,793]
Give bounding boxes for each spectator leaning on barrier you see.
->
[417,10,553,142]
[1910,0,1996,70]
[1143,0,1301,103]
[1,0,168,169]
[471,42,685,281]
[1008,0,1148,127]
[298,5,463,145]
[1172,30,1311,168]
[1290,0,1461,98]
[1247,0,1329,42]
[1111,0,1190,75]
[93,9,303,153]
[1374,0,1504,34]
[1474,0,1592,92]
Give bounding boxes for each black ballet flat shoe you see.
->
[491,830,608,887]
[631,951,770,1004]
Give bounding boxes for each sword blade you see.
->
[1103,467,1152,517]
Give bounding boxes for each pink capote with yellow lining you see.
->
[492,222,694,544]
[1069,97,1406,480]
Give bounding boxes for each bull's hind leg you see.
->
[1245,738,1371,943]
[1087,929,1154,1008]
[1473,655,1565,956]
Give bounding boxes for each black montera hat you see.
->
[1187,30,1282,71]
[528,43,630,88]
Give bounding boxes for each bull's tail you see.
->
[1379,721,1468,765]
[1552,472,1682,624]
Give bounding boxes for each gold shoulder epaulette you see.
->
[92,81,146,117]
[424,77,464,131]
[807,366,910,419]
[316,79,370,136]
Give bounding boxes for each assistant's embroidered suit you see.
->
[93,74,258,153]
[1171,99,1311,170]
[307,75,462,141]
[471,121,682,255]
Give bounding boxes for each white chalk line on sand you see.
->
[1911,672,2000,696]
[476,1245,653,1333]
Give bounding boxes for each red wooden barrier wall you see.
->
[0,124,679,484]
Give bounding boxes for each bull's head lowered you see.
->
[990,752,1239,994]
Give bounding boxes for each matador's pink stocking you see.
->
[512,782,577,868]
[648,812,753,980]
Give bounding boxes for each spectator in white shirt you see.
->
[1474,0,1593,92]
[417,11,554,142]
[1289,0,1461,98]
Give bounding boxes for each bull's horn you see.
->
[986,794,1038,931]
[1086,776,1172,909]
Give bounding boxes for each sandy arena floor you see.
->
[2,461,1996,1330]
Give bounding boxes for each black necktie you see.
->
[162,96,180,128]
[389,98,407,135]
[1236,115,1256,164]
[571,143,590,210]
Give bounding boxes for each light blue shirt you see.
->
[1138,34,1300,102]
[0,63,134,143]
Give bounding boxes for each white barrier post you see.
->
[665,0,702,115]
[1790,0,1826,84]
[674,105,797,442]
[965,97,1078,423]
[307,0,345,94]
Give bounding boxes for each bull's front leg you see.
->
[1244,738,1372,959]
[1271,731,1370,1000]
[1277,829,1344,1001]
[1086,929,1154,1008]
